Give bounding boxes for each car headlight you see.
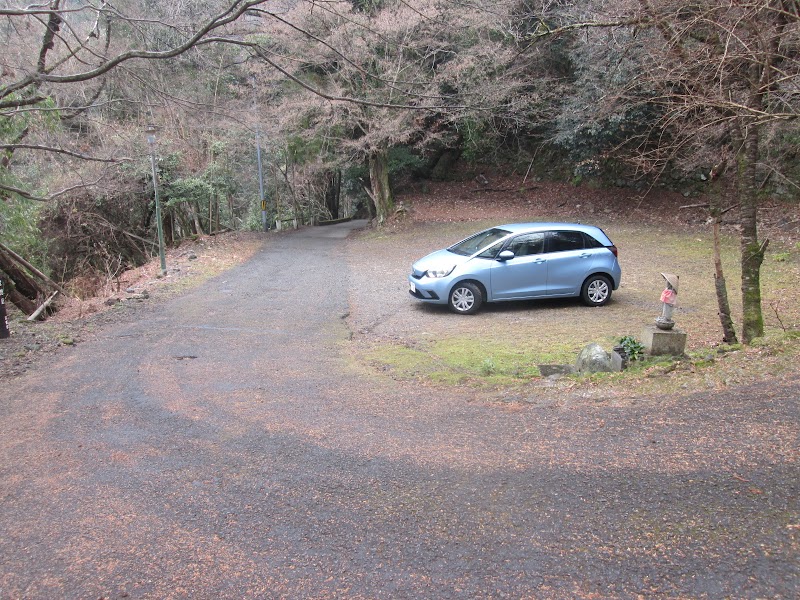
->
[425,266,455,278]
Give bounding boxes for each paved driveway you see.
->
[1,221,798,598]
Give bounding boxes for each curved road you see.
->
[1,222,798,598]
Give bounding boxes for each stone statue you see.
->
[656,273,679,330]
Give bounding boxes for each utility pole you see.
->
[146,125,167,276]
[252,75,268,232]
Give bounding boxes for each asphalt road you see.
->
[1,221,798,599]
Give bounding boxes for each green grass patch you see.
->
[771,251,791,263]
[364,336,580,387]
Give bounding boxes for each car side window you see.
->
[548,231,585,253]
[477,244,502,259]
[506,232,545,257]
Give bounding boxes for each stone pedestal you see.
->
[641,325,687,356]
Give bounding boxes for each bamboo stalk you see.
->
[27,291,59,321]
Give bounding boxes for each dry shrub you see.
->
[40,189,152,285]
[65,273,106,300]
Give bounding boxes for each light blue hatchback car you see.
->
[408,222,621,314]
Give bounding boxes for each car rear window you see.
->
[582,232,605,248]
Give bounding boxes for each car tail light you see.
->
[607,245,618,257]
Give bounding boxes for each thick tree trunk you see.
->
[738,130,766,344]
[0,241,67,296]
[368,149,394,225]
[6,287,37,316]
[0,247,43,303]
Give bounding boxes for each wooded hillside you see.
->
[1,1,798,342]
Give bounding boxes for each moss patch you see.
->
[363,336,580,388]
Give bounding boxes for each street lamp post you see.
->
[146,125,167,277]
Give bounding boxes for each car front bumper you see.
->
[408,274,449,304]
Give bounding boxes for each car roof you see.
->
[495,222,603,234]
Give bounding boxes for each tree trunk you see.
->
[174,209,190,239]
[738,129,766,344]
[192,202,205,236]
[163,209,175,245]
[0,272,38,315]
[227,194,236,229]
[712,215,738,344]
[708,163,738,345]
[0,240,67,296]
[324,170,341,220]
[368,149,394,225]
[209,192,214,234]
[0,246,43,304]
[6,286,37,315]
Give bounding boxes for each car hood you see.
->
[412,249,471,275]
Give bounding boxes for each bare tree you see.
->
[630,1,799,343]
[551,0,799,344]
[0,0,271,200]
[240,0,554,224]
[0,0,277,310]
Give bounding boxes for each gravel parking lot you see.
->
[2,214,797,598]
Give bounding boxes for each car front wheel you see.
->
[449,282,483,314]
[581,275,612,306]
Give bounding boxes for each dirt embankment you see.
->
[1,232,264,379]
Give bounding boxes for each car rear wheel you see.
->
[449,282,483,314]
[581,275,612,306]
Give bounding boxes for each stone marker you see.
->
[538,364,575,377]
[610,349,625,372]
[576,343,614,374]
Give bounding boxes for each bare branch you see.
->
[0,176,106,202]
[215,39,474,111]
[0,144,129,163]
[1,0,272,99]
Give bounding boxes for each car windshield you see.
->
[448,228,511,256]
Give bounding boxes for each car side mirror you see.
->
[497,250,515,261]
